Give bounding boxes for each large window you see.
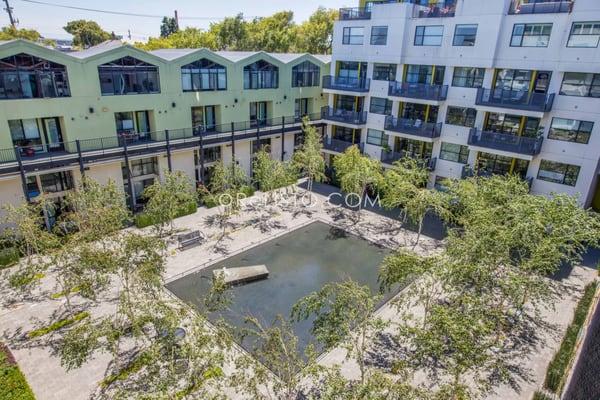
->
[40,171,74,193]
[9,117,63,151]
[494,69,533,92]
[452,67,484,88]
[537,160,580,186]
[560,72,600,98]
[567,22,600,48]
[128,157,158,178]
[243,60,278,89]
[366,129,389,147]
[445,106,476,127]
[439,142,469,164]
[292,61,320,87]
[485,113,541,137]
[370,26,388,45]
[510,23,552,47]
[453,24,477,46]
[405,64,445,85]
[181,59,226,91]
[342,27,364,45]
[9,119,42,148]
[98,57,160,95]
[0,53,70,99]
[414,25,444,46]
[372,63,397,81]
[369,97,393,115]
[548,118,593,144]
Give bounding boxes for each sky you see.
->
[2,0,353,41]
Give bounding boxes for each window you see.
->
[560,72,600,98]
[292,61,320,87]
[9,119,42,148]
[181,59,226,91]
[372,64,397,81]
[244,60,278,89]
[366,129,389,147]
[405,64,445,85]
[452,67,484,88]
[370,26,388,45]
[439,142,469,164]
[453,24,477,46]
[415,25,444,46]
[369,97,393,115]
[0,53,70,99]
[295,98,310,118]
[40,171,74,193]
[548,118,593,144]
[98,57,160,95]
[485,113,541,137]
[567,22,600,48]
[195,146,221,164]
[445,106,476,127]
[128,157,158,178]
[537,160,580,186]
[342,27,364,45]
[510,23,552,47]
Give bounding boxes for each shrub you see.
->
[0,247,19,269]
[239,185,255,198]
[0,343,35,400]
[27,311,90,338]
[532,391,554,400]
[134,201,198,228]
[202,194,220,209]
[544,281,597,393]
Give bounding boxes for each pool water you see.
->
[166,221,392,357]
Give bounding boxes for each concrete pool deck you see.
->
[0,184,596,400]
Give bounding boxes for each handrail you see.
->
[384,116,442,138]
[339,7,372,20]
[321,106,367,125]
[388,81,448,101]
[509,0,573,14]
[322,75,370,92]
[467,128,544,155]
[475,88,555,112]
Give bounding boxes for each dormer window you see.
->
[243,60,278,89]
[0,53,70,99]
[292,61,320,87]
[98,56,160,95]
[181,58,226,91]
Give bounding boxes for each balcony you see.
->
[509,0,573,14]
[339,7,371,20]
[381,150,437,170]
[323,138,362,153]
[475,88,555,113]
[321,106,367,125]
[388,82,448,101]
[322,76,370,93]
[384,116,442,139]
[413,1,456,18]
[467,128,543,156]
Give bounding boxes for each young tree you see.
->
[209,160,249,215]
[160,16,179,38]
[253,147,299,202]
[63,20,113,48]
[294,7,337,54]
[292,117,326,198]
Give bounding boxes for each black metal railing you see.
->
[388,81,448,101]
[475,88,555,112]
[321,106,367,125]
[339,7,372,20]
[381,151,437,170]
[323,75,370,92]
[509,0,573,14]
[384,116,442,139]
[468,128,544,156]
[323,139,362,153]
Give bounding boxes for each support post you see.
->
[199,135,205,184]
[230,122,235,160]
[122,139,136,211]
[76,139,85,179]
[281,116,285,161]
[14,147,30,203]
[165,129,173,172]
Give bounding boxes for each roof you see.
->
[68,40,123,59]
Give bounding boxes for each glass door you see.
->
[135,111,150,139]
[204,106,216,131]
[42,117,63,151]
[250,102,267,126]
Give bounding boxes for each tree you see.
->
[333,145,382,214]
[292,117,326,198]
[246,11,297,53]
[63,20,113,49]
[138,27,217,51]
[140,170,197,237]
[160,16,178,38]
[295,8,337,54]
[208,161,249,215]
[253,147,298,202]
[212,13,247,50]
[0,26,55,46]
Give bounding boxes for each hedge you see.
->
[544,281,597,393]
[27,311,89,339]
[134,201,198,229]
[532,391,554,400]
[0,343,35,400]
[0,247,19,270]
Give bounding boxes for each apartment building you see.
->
[0,39,329,220]
[323,0,600,210]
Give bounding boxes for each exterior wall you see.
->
[327,0,600,208]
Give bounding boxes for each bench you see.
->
[177,230,204,250]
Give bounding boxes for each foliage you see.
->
[133,200,197,229]
[0,247,19,269]
[295,7,338,54]
[0,25,54,46]
[160,16,179,38]
[0,343,35,400]
[253,147,298,199]
[292,117,326,195]
[63,20,114,48]
[532,392,554,400]
[544,281,597,393]
[139,27,217,51]
[27,311,89,338]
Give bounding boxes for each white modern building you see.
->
[322,0,600,210]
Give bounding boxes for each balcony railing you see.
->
[321,106,367,125]
[323,75,370,93]
[381,150,437,170]
[323,138,362,153]
[388,81,448,101]
[468,128,543,156]
[475,88,555,112]
[509,0,573,14]
[384,116,442,139]
[339,7,371,20]
[413,1,456,18]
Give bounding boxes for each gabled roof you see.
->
[69,40,123,59]
[148,48,198,61]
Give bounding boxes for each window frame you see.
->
[567,21,600,48]
[369,97,393,115]
[366,128,389,147]
[291,61,320,87]
[537,160,580,187]
[372,63,397,81]
[243,60,279,90]
[370,26,388,45]
[181,58,227,92]
[414,25,444,47]
[453,24,478,47]
[439,142,470,164]
[342,26,365,45]
[560,72,600,98]
[510,23,552,48]
[451,67,485,88]
[548,117,593,144]
[445,106,477,128]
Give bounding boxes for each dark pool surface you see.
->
[166,221,392,357]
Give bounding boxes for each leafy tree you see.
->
[208,161,249,215]
[138,27,217,51]
[253,147,298,201]
[63,20,113,48]
[0,26,55,46]
[292,117,326,198]
[160,16,178,38]
[295,8,337,54]
[212,13,247,50]
[246,11,296,53]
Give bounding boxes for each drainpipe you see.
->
[281,116,285,161]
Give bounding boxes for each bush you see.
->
[544,281,597,393]
[202,194,220,209]
[0,247,19,269]
[532,392,554,400]
[27,311,89,338]
[239,185,255,198]
[134,201,198,228]
[0,343,35,400]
